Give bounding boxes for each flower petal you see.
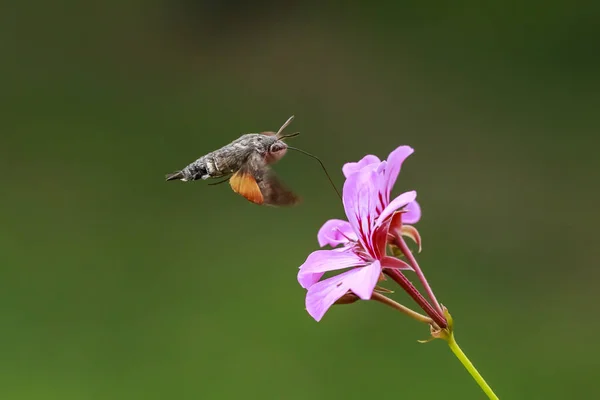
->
[342,155,381,178]
[384,146,414,200]
[305,269,360,322]
[304,261,381,321]
[403,200,421,225]
[381,256,413,271]
[297,248,367,289]
[376,190,417,228]
[317,219,357,247]
[346,260,381,300]
[371,217,392,259]
[342,163,382,251]
[401,224,422,253]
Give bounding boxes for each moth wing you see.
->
[230,153,300,206]
[258,170,301,207]
[229,168,264,205]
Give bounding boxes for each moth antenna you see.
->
[278,131,300,140]
[275,115,295,138]
[287,146,342,201]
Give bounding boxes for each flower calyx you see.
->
[418,305,454,344]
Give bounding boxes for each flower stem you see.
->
[447,334,499,400]
[396,236,445,319]
[371,292,432,324]
[384,269,447,329]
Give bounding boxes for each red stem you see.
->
[395,235,445,319]
[384,269,447,329]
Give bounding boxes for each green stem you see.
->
[370,292,433,325]
[447,334,499,400]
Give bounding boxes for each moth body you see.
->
[165,116,299,206]
[168,133,284,182]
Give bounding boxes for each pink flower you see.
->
[318,146,421,249]
[297,150,418,321]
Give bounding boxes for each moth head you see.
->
[267,140,288,163]
[264,115,299,163]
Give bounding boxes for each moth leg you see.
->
[208,176,232,186]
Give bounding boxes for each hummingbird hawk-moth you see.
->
[165,116,303,206]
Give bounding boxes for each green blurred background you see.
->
[2,1,599,398]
